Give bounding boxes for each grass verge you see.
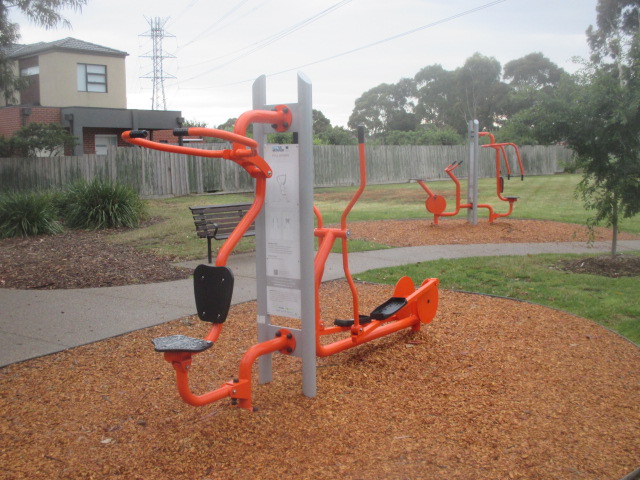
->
[109,174,640,259]
[355,252,640,344]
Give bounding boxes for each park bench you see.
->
[189,203,255,263]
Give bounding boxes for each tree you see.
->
[503,52,564,91]
[414,64,456,129]
[347,80,419,140]
[183,118,208,128]
[453,53,510,132]
[0,0,86,103]
[414,54,511,135]
[559,0,640,255]
[502,53,566,119]
[9,122,77,156]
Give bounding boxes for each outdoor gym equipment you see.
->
[121,75,439,411]
[416,128,525,224]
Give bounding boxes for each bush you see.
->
[61,179,147,229]
[0,191,63,238]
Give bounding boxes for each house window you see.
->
[95,135,117,155]
[20,66,40,76]
[77,64,107,93]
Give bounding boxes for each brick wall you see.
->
[0,106,62,137]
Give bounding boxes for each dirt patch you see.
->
[558,254,640,277]
[1,283,638,479]
[0,229,190,290]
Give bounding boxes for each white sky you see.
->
[15,0,598,128]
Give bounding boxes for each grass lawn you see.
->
[314,174,640,232]
[111,174,640,259]
[355,252,640,345]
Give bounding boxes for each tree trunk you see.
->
[611,195,619,256]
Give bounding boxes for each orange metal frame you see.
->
[122,115,439,411]
[417,132,525,224]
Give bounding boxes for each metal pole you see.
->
[253,76,272,384]
[466,119,479,225]
[297,72,316,398]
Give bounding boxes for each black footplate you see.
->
[153,334,213,353]
[194,264,234,324]
[334,315,372,327]
[370,297,408,320]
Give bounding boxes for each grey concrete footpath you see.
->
[1,240,639,367]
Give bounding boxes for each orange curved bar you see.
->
[121,129,272,179]
[432,162,466,224]
[166,330,294,409]
[216,177,266,267]
[340,132,367,230]
[232,105,292,151]
[236,331,295,410]
[416,179,436,198]
[204,323,223,343]
[338,127,367,323]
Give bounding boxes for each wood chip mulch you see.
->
[0,219,638,479]
[347,218,639,247]
[1,282,638,480]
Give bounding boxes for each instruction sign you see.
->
[264,144,301,318]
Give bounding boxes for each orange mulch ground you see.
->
[1,282,638,480]
[0,218,639,479]
[347,218,639,247]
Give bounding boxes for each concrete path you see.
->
[1,240,639,367]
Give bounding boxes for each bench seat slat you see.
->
[189,202,256,263]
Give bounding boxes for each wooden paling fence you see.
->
[0,144,573,198]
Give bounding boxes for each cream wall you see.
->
[38,51,127,108]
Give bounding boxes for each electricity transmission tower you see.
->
[140,17,175,110]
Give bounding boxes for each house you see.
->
[0,37,183,155]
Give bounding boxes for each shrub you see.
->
[0,191,63,238]
[61,179,147,229]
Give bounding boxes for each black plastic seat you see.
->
[152,334,213,353]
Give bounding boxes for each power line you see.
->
[177,0,252,52]
[166,0,201,29]
[174,0,509,90]
[179,0,352,73]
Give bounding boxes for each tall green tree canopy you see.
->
[503,52,564,90]
[549,0,640,255]
[350,52,511,139]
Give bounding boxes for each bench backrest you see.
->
[189,203,255,240]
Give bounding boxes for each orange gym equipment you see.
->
[416,132,525,224]
[122,100,438,411]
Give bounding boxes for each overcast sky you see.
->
[15,0,598,128]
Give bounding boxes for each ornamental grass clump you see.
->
[61,179,147,230]
[0,191,63,238]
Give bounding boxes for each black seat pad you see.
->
[193,264,234,324]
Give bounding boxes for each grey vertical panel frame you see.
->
[253,73,316,398]
[297,73,316,398]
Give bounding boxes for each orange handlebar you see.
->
[121,128,272,178]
